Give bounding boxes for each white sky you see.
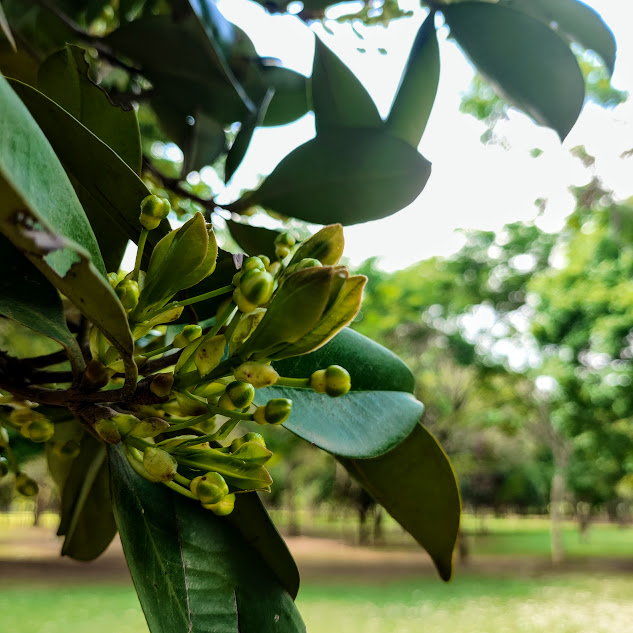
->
[210,1,633,271]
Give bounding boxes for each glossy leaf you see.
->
[0,75,135,367]
[9,79,167,272]
[183,110,226,174]
[255,66,309,128]
[258,328,422,458]
[0,235,84,376]
[311,36,382,130]
[339,423,461,581]
[58,435,118,561]
[37,45,142,173]
[503,0,616,75]
[110,446,305,633]
[442,2,585,140]
[0,1,16,52]
[227,220,279,260]
[387,10,439,148]
[229,127,431,225]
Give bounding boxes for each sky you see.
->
[207,1,633,272]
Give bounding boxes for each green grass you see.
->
[2,574,633,633]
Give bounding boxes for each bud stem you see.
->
[133,229,149,283]
[163,479,198,500]
[172,285,234,310]
[174,472,192,487]
[141,344,174,359]
[167,411,216,433]
[276,377,310,388]
[125,435,153,452]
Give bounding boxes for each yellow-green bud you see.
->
[175,392,208,417]
[268,261,281,276]
[130,417,170,438]
[173,325,203,348]
[190,472,229,504]
[0,456,9,477]
[202,493,235,516]
[253,398,292,425]
[233,362,279,388]
[143,447,178,481]
[51,440,81,459]
[239,270,274,307]
[258,255,271,269]
[139,194,171,230]
[115,278,140,311]
[112,413,139,436]
[194,335,226,378]
[107,272,120,289]
[15,472,38,496]
[225,381,255,409]
[0,426,9,447]
[230,432,266,453]
[94,418,122,444]
[232,287,258,314]
[21,418,54,443]
[243,256,266,273]
[310,365,351,397]
[150,373,174,398]
[285,258,321,277]
[9,408,40,427]
[274,231,296,259]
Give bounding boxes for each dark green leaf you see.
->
[340,423,461,581]
[0,1,16,52]
[46,419,84,491]
[259,328,422,458]
[58,435,118,561]
[0,40,39,84]
[109,446,305,633]
[311,36,382,130]
[387,10,439,148]
[503,0,616,75]
[255,66,309,128]
[443,2,585,140]
[9,78,167,273]
[0,75,135,365]
[225,90,273,183]
[37,45,142,173]
[227,220,279,260]
[0,235,84,376]
[182,110,226,174]
[230,127,431,225]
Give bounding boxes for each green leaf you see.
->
[8,78,166,272]
[254,66,309,128]
[339,423,461,581]
[503,0,616,75]
[58,435,118,561]
[227,220,279,260]
[311,36,382,130]
[0,75,135,367]
[259,328,423,458]
[0,235,84,376]
[225,90,273,183]
[442,2,585,140]
[37,45,142,173]
[0,1,16,52]
[182,110,226,174]
[230,127,431,225]
[386,10,439,148]
[109,446,306,633]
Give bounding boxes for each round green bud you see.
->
[21,418,54,443]
[218,392,236,411]
[234,362,279,389]
[225,381,255,409]
[231,432,266,452]
[130,417,170,438]
[0,456,9,478]
[9,408,40,427]
[81,359,110,390]
[0,426,9,448]
[274,232,296,260]
[115,278,140,311]
[258,255,271,269]
[239,270,274,307]
[253,398,292,425]
[150,372,174,398]
[202,493,235,516]
[143,447,178,481]
[15,472,38,497]
[140,194,171,230]
[190,472,229,505]
[310,365,351,398]
[232,287,258,314]
[173,325,202,348]
[268,261,282,277]
[112,413,139,436]
[243,256,266,273]
[94,418,122,444]
[107,272,120,289]
[51,440,81,459]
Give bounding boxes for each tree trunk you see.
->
[550,467,566,565]
[373,506,384,545]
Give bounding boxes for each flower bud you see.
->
[232,287,258,314]
[225,381,255,409]
[274,231,296,260]
[21,418,54,443]
[112,413,139,436]
[143,447,178,481]
[243,256,266,273]
[15,472,38,496]
[107,272,120,289]
[129,416,170,438]
[231,441,273,464]
[94,418,122,444]
[175,392,208,417]
[139,194,171,230]
[239,270,274,307]
[0,426,9,447]
[202,493,235,516]
[194,335,226,378]
[268,261,281,277]
[289,224,344,266]
[310,365,351,397]
[285,258,321,277]
[172,325,203,349]
[230,308,267,353]
[190,472,229,504]
[0,456,9,478]
[150,372,174,398]
[233,362,279,388]
[81,359,110,390]
[253,398,292,425]
[229,432,266,453]
[115,278,140,311]
[258,255,271,269]
[9,408,40,427]
[51,440,81,459]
